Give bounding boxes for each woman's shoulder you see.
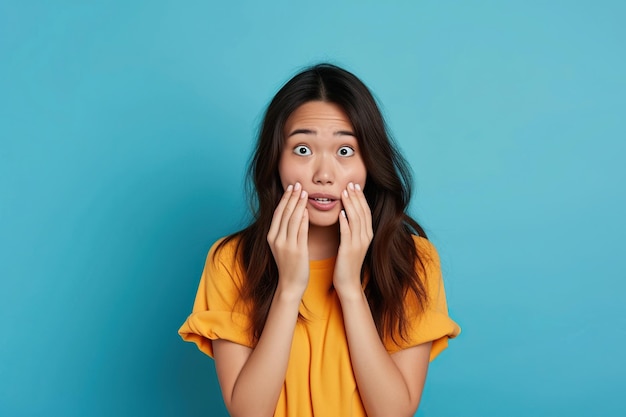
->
[409,234,444,287]
[206,234,244,268]
[199,234,247,289]
[411,234,440,264]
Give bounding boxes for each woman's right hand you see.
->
[267,182,310,297]
[215,183,309,417]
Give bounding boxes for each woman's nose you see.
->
[312,155,334,185]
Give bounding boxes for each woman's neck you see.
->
[307,223,340,261]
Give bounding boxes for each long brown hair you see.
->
[218,63,429,346]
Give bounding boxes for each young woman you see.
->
[179,63,460,417]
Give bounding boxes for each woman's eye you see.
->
[293,145,312,156]
[337,146,355,157]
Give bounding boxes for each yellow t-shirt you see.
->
[179,235,460,417]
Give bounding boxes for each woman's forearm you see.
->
[338,290,425,417]
[227,288,301,417]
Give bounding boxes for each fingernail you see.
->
[355,183,361,191]
[341,210,347,218]
[287,184,293,192]
[294,182,301,190]
[301,190,307,199]
[343,190,348,197]
[348,182,354,190]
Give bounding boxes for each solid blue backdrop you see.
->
[1,1,624,416]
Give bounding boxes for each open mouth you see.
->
[307,195,339,211]
[311,197,334,204]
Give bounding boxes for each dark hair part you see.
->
[218,63,429,346]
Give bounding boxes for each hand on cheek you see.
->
[334,182,373,297]
[267,182,310,297]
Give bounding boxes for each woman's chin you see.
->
[307,213,340,229]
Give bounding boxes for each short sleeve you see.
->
[384,236,461,361]
[178,238,253,357]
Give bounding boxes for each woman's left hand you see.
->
[334,182,373,297]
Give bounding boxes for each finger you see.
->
[338,208,350,243]
[348,182,367,223]
[298,208,309,246]
[354,183,373,239]
[341,185,361,241]
[268,184,294,240]
[277,182,304,239]
[347,182,371,243]
[287,189,308,242]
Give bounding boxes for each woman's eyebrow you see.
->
[287,128,316,137]
[287,128,356,137]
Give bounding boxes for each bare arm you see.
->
[335,182,431,417]
[338,291,431,417]
[213,289,302,417]
[213,183,309,417]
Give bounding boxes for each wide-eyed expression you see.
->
[279,101,367,228]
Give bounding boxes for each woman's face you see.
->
[278,101,367,228]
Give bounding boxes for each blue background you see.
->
[1,1,624,416]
